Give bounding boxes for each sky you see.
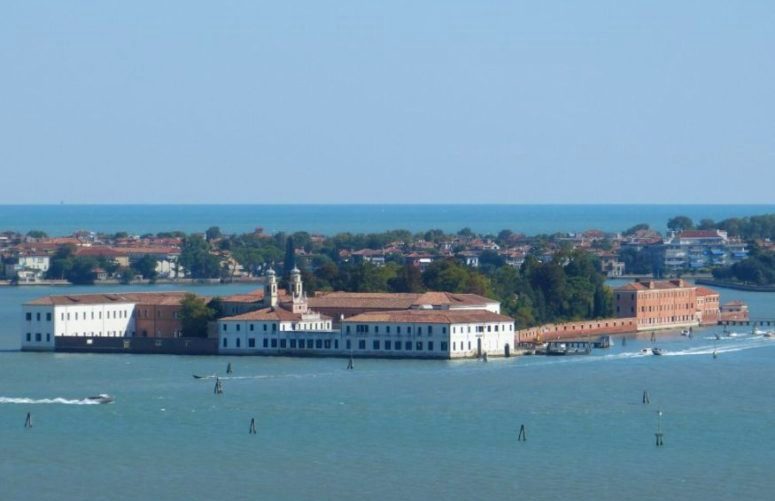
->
[1,1,774,204]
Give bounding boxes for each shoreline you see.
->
[695,279,775,293]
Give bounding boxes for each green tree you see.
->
[26,230,48,239]
[67,257,98,285]
[388,264,424,292]
[205,226,222,241]
[179,293,215,338]
[132,254,159,282]
[667,216,694,232]
[179,235,221,278]
[284,236,296,275]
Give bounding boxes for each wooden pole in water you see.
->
[249,418,256,434]
[642,390,650,404]
[24,412,32,429]
[655,410,664,446]
[517,424,527,442]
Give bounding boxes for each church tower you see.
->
[289,266,308,314]
[264,267,278,308]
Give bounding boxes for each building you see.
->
[218,267,337,354]
[614,279,720,331]
[340,309,515,358]
[662,230,748,271]
[720,301,749,322]
[21,292,191,351]
[216,268,514,359]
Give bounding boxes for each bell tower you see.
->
[264,268,278,308]
[289,266,308,313]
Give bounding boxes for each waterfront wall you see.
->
[516,318,638,343]
[54,336,218,355]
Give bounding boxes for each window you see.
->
[428,341,434,351]
[373,340,380,350]
[346,340,351,350]
[236,324,241,332]
[397,326,401,334]
[385,340,392,350]
[315,339,322,349]
[442,327,446,334]
[223,338,228,348]
[394,341,401,350]
[468,341,471,350]
[263,324,267,331]
[223,324,227,332]
[441,341,448,351]
[427,326,432,334]
[36,312,41,321]
[280,339,287,348]
[324,339,331,349]
[375,326,379,333]
[272,323,277,332]
[358,340,366,350]
[346,326,351,334]
[306,340,313,349]
[26,312,31,321]
[405,341,412,350]
[416,341,423,351]
[263,338,268,348]
[271,339,278,348]
[248,338,256,348]
[250,324,255,331]
[334,340,339,349]
[408,326,412,333]
[236,338,241,348]
[26,333,31,342]
[46,333,51,342]
[290,339,297,348]
[386,326,391,333]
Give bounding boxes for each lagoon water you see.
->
[1,283,775,500]
[1,204,774,236]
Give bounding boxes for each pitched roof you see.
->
[308,291,497,310]
[221,306,330,322]
[342,309,513,325]
[695,287,719,297]
[614,280,693,292]
[679,230,724,239]
[26,291,193,306]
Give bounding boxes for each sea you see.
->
[2,205,775,500]
[1,281,775,500]
[1,204,774,236]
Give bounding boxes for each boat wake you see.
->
[0,397,102,405]
[662,340,771,357]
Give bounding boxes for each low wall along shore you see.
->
[516,318,638,343]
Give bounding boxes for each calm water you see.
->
[1,283,775,500]
[1,204,774,236]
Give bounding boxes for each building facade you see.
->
[614,279,721,330]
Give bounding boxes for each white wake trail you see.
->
[0,397,101,405]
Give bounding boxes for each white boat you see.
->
[86,394,115,404]
[652,348,665,356]
[639,348,652,355]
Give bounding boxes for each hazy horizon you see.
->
[3,2,774,204]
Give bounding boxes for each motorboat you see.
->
[681,329,690,336]
[652,348,665,356]
[639,348,652,355]
[86,394,115,404]
[193,374,216,379]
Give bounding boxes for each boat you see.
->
[639,348,652,355]
[545,341,591,356]
[764,331,774,338]
[652,348,665,356]
[681,329,689,336]
[86,394,115,404]
[193,374,216,379]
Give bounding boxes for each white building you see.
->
[217,268,516,359]
[21,295,136,351]
[219,267,337,354]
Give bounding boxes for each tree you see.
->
[697,218,716,230]
[132,254,159,282]
[67,257,98,285]
[26,230,48,239]
[205,226,222,241]
[284,236,296,275]
[667,216,694,232]
[179,293,215,338]
[457,227,475,239]
[388,264,424,292]
[179,235,221,278]
[623,223,649,236]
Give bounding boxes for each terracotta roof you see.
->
[695,287,719,297]
[614,280,693,292]
[26,291,193,307]
[221,306,330,322]
[342,309,513,325]
[307,291,497,310]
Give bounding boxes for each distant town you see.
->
[14,213,774,358]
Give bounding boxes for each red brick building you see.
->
[614,279,720,330]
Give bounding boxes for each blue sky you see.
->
[2,1,774,204]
